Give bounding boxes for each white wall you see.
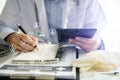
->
[0,0,6,15]
[99,0,120,52]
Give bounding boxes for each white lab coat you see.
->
[0,0,106,44]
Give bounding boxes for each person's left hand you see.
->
[68,35,101,52]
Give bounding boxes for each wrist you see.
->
[4,32,16,43]
[98,40,105,50]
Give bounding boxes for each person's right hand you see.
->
[5,32,38,52]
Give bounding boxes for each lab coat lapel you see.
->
[62,0,74,28]
[35,0,49,37]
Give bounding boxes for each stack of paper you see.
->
[12,44,59,64]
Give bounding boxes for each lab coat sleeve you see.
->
[84,0,106,35]
[84,0,106,50]
[0,21,15,40]
[0,0,21,39]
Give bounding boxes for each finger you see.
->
[75,37,94,44]
[14,33,35,51]
[19,33,35,47]
[15,45,28,52]
[29,36,39,46]
[10,41,29,52]
[9,43,18,51]
[19,41,34,51]
[74,40,92,51]
[68,38,85,47]
[72,38,92,48]
[11,38,33,51]
[68,38,91,51]
[9,43,26,52]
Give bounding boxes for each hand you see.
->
[68,35,101,52]
[5,32,38,52]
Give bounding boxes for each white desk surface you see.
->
[0,53,14,64]
[79,51,120,80]
[1,51,120,80]
[0,47,77,80]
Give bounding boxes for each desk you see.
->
[1,51,120,80]
[2,50,120,80]
[0,53,14,64]
[80,71,120,80]
[79,51,120,80]
[0,47,79,80]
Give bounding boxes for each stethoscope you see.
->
[33,0,80,43]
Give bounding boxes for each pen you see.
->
[99,71,119,75]
[17,24,38,50]
[17,24,27,34]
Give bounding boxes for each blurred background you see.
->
[0,0,120,52]
[99,0,120,52]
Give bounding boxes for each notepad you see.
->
[12,44,59,64]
